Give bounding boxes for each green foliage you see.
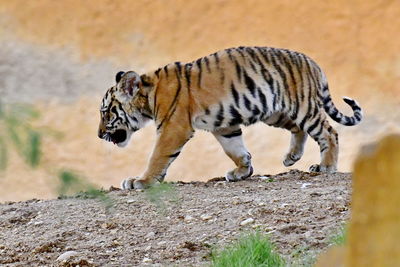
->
[329,225,347,246]
[211,232,285,267]
[58,170,113,210]
[145,182,179,212]
[0,102,42,170]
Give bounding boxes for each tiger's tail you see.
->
[321,84,363,126]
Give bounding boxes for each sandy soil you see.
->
[0,170,350,266]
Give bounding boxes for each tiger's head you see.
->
[98,71,154,147]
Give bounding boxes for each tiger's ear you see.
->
[115,71,140,103]
[115,71,125,83]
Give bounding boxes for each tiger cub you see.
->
[98,46,362,189]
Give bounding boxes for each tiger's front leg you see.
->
[121,125,194,189]
[213,126,253,182]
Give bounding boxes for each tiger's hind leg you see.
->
[283,128,308,167]
[305,117,338,173]
[264,114,307,167]
[213,126,253,182]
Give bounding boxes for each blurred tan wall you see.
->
[0,0,399,201]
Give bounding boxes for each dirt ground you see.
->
[0,170,351,266]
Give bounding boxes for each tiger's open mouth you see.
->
[107,129,127,144]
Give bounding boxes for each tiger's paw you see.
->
[121,177,147,190]
[283,152,302,167]
[225,166,253,182]
[309,164,336,173]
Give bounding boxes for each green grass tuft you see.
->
[211,232,285,267]
[329,225,347,246]
[58,170,114,210]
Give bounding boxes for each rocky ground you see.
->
[0,170,351,266]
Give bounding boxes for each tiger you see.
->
[98,46,362,189]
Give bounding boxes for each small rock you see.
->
[33,221,43,226]
[184,215,194,223]
[142,257,152,263]
[200,214,212,221]
[56,251,78,261]
[127,199,135,203]
[214,181,226,187]
[301,183,312,189]
[305,231,312,238]
[258,175,270,180]
[157,241,167,246]
[145,232,156,239]
[145,245,152,251]
[240,218,254,226]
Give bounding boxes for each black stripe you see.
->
[243,95,252,111]
[163,65,169,78]
[253,105,260,116]
[221,129,242,138]
[274,113,285,126]
[231,83,240,107]
[234,60,242,82]
[307,117,321,135]
[185,64,193,124]
[156,68,182,130]
[249,61,258,73]
[213,52,220,65]
[204,57,211,72]
[229,105,243,126]
[185,64,192,89]
[243,70,256,97]
[155,68,161,78]
[236,47,246,58]
[314,124,324,137]
[141,112,153,120]
[214,103,224,127]
[175,62,182,74]
[281,52,299,119]
[257,88,267,113]
[226,48,234,61]
[196,58,203,87]
[169,151,181,158]
[323,95,331,105]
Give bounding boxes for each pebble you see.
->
[240,218,254,226]
[214,181,226,187]
[126,199,135,203]
[184,215,194,223]
[200,214,212,221]
[301,183,312,189]
[56,251,78,261]
[145,245,152,251]
[142,257,153,263]
[305,231,312,238]
[157,241,167,246]
[145,232,155,239]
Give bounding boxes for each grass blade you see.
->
[0,136,7,171]
[25,130,41,167]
